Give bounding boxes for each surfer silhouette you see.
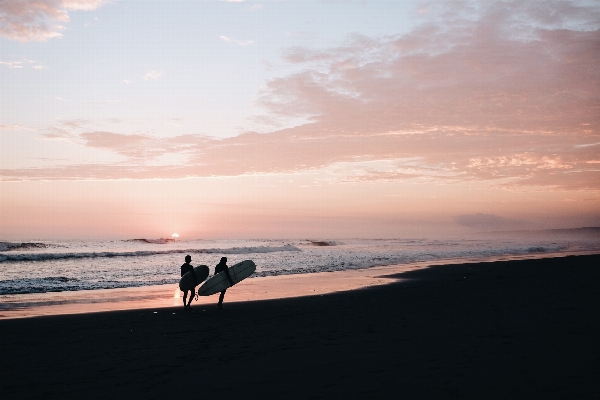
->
[181,255,196,309]
[215,257,234,309]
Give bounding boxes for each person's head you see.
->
[220,257,227,263]
[185,255,191,263]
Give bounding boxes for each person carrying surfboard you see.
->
[181,255,197,309]
[215,257,234,309]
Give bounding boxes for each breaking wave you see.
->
[0,242,48,251]
[0,245,300,263]
[307,240,340,246]
[527,246,547,253]
[124,238,177,244]
[1,235,597,296]
[0,277,174,295]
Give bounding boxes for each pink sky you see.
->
[1,1,599,240]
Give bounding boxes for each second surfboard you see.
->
[198,260,256,296]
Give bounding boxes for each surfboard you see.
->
[179,265,210,292]
[198,260,256,296]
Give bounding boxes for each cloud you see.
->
[574,142,600,149]
[81,131,150,155]
[39,129,71,140]
[0,124,36,131]
[0,61,24,68]
[2,124,597,187]
[57,118,90,129]
[166,118,182,127]
[2,0,599,189]
[342,170,422,183]
[0,0,106,42]
[143,71,163,80]
[220,35,254,46]
[0,58,45,69]
[38,118,89,140]
[250,4,263,10]
[78,131,211,160]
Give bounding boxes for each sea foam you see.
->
[0,234,598,295]
[0,244,300,262]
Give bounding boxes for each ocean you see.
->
[2,229,599,299]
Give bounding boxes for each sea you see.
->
[1,229,599,312]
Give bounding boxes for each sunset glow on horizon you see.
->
[1,1,599,240]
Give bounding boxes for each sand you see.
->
[0,262,418,319]
[1,254,599,399]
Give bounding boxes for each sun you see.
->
[172,233,179,238]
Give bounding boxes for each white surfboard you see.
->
[198,260,256,296]
[179,265,210,292]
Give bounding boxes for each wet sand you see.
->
[0,263,414,319]
[1,254,599,399]
[0,253,575,319]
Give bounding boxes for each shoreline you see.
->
[1,250,597,320]
[1,254,599,398]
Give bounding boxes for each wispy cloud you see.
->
[0,0,107,42]
[38,119,90,140]
[220,35,254,46]
[78,131,211,160]
[39,127,73,140]
[143,71,163,80]
[574,142,600,149]
[0,59,46,69]
[57,118,90,129]
[3,124,599,189]
[0,61,24,68]
[166,118,182,127]
[0,124,37,131]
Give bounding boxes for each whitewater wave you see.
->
[0,244,300,263]
[0,235,594,297]
[527,246,547,253]
[0,277,176,295]
[0,242,48,251]
[307,240,340,246]
[124,238,177,244]
[0,243,567,295]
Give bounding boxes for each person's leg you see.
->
[183,291,189,308]
[187,289,194,307]
[218,289,227,309]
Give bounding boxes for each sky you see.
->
[1,0,599,240]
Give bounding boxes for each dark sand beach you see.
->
[2,254,599,399]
